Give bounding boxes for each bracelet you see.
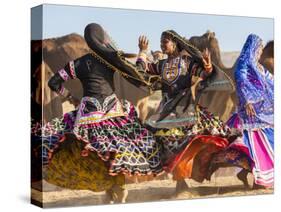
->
[138,51,147,57]
[138,51,148,63]
[139,49,148,54]
[204,65,213,73]
[204,63,212,69]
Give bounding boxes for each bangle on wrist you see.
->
[204,63,212,68]
[204,65,212,73]
[139,49,148,54]
[138,51,148,62]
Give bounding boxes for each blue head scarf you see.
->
[237,34,263,76]
[234,34,273,128]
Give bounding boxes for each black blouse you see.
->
[48,53,115,103]
[136,55,212,99]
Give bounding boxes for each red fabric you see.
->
[165,135,229,181]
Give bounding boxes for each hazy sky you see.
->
[32,4,274,53]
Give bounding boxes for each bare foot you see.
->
[252,183,267,190]
[175,179,189,194]
[120,189,128,203]
[237,169,250,189]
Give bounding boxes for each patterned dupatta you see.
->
[84,23,160,90]
[235,34,274,128]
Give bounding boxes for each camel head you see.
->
[189,30,226,69]
[189,31,218,51]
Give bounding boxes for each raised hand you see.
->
[138,35,149,52]
[202,48,212,72]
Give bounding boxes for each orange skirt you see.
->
[166,135,229,182]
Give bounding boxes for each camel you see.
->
[31,35,88,122]
[189,31,237,122]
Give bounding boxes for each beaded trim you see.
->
[91,49,154,87]
[242,123,273,131]
[164,31,202,55]
[69,61,77,79]
[74,94,126,125]
[58,69,70,81]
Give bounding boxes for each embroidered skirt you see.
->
[146,105,231,182]
[31,95,163,182]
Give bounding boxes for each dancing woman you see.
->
[136,30,234,192]
[31,23,164,203]
[227,34,274,188]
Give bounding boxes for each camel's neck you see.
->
[215,59,229,70]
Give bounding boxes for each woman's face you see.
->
[160,35,176,55]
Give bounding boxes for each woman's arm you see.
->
[136,35,161,75]
[48,61,79,106]
[136,53,160,75]
[135,36,162,90]
[191,48,213,79]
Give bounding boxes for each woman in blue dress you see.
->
[226,34,274,188]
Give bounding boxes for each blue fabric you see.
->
[235,34,274,129]
[263,128,274,150]
[242,130,254,158]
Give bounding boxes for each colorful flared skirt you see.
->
[226,113,274,187]
[31,98,163,181]
[45,136,125,192]
[149,106,231,182]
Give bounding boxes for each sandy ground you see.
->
[31,173,273,208]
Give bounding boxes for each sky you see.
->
[31,4,274,53]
